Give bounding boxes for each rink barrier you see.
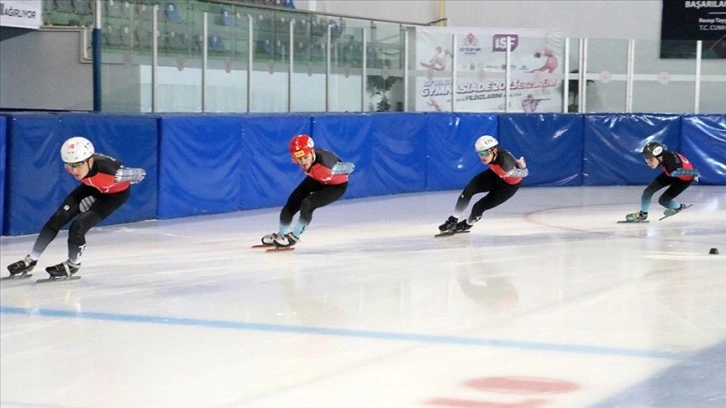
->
[0,116,5,236]
[1,112,724,236]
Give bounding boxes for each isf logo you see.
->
[492,34,518,52]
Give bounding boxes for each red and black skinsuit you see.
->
[279,149,349,236]
[641,150,696,210]
[31,154,134,264]
[455,148,528,224]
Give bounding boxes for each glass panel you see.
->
[566,38,581,113]
[700,45,726,114]
[584,38,629,113]
[367,22,404,112]
[290,14,326,112]
[205,5,249,113]
[249,8,288,113]
[48,0,726,114]
[632,39,697,114]
[154,1,202,113]
[328,21,364,112]
[100,1,154,113]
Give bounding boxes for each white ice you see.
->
[1,186,725,408]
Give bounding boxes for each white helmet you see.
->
[475,135,498,152]
[61,136,95,163]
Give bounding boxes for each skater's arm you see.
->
[114,167,146,184]
[670,169,700,177]
[505,156,529,178]
[331,162,355,175]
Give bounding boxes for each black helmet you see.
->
[642,142,664,159]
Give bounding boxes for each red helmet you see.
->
[289,134,314,159]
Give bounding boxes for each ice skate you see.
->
[7,255,37,276]
[4,255,37,280]
[619,211,649,223]
[273,233,299,248]
[438,216,458,232]
[251,233,280,248]
[454,220,473,233]
[45,260,80,278]
[435,218,472,237]
[261,233,279,246]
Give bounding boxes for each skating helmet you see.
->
[289,134,314,159]
[642,142,664,159]
[61,136,95,163]
[475,135,498,154]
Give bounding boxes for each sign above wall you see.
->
[0,0,42,29]
[415,27,564,113]
[660,0,726,58]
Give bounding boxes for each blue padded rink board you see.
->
[1,185,725,408]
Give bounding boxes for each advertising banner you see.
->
[0,0,42,29]
[415,27,564,113]
[660,0,726,58]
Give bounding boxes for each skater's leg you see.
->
[292,183,347,238]
[29,193,83,260]
[64,189,128,266]
[469,183,520,224]
[453,171,492,217]
[439,171,493,232]
[640,175,668,214]
[659,179,692,209]
[279,178,320,234]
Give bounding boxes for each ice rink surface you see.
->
[1,185,725,408]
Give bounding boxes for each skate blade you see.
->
[617,220,650,224]
[658,204,693,221]
[266,247,295,252]
[1,274,33,281]
[434,230,470,238]
[36,275,81,283]
[251,244,275,248]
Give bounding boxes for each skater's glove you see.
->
[516,156,527,169]
[506,167,529,178]
[331,162,355,175]
[115,167,146,184]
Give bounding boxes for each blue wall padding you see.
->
[5,114,67,235]
[313,113,430,198]
[3,112,726,236]
[241,114,313,208]
[680,115,726,185]
[367,112,429,196]
[500,114,584,186]
[425,113,499,191]
[158,115,246,219]
[582,114,682,186]
[157,114,312,219]
[0,116,5,236]
[4,113,158,235]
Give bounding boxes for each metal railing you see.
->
[42,0,726,114]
